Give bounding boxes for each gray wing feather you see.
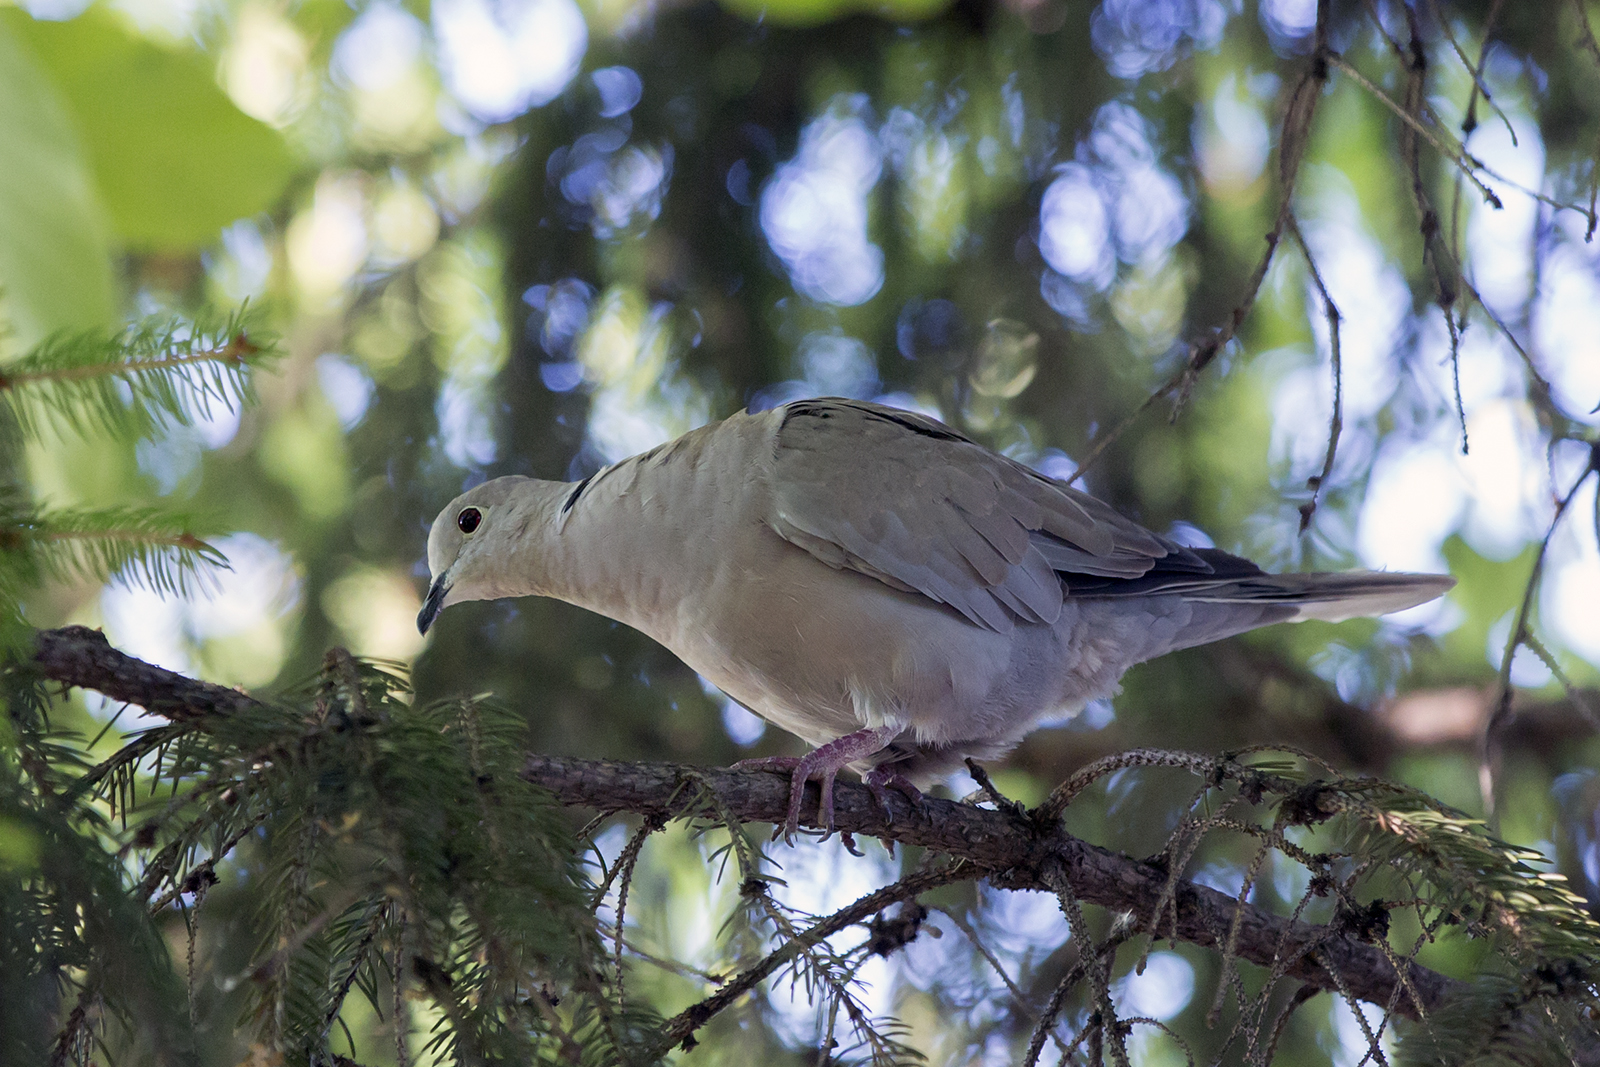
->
[767,398,1194,631]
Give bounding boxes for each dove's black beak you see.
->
[417,574,450,635]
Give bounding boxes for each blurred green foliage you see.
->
[0,15,114,344]
[0,0,1599,1062]
[5,8,295,248]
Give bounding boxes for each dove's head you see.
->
[418,475,535,634]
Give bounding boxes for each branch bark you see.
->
[517,753,1458,1021]
[31,624,1460,1022]
[34,624,256,721]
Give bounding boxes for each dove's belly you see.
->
[641,521,1137,768]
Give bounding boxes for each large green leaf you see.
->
[0,17,114,346]
[718,0,950,26]
[4,8,295,249]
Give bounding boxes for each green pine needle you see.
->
[0,307,276,443]
[0,497,229,600]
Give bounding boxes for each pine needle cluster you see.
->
[6,647,655,1064]
[0,308,651,1065]
[0,310,269,647]
[0,309,272,1061]
[1,305,1597,1067]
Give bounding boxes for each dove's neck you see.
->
[510,416,764,640]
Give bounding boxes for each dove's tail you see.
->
[1187,571,1457,623]
[1073,547,1454,623]
[1074,563,1454,663]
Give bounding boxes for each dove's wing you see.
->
[765,398,1213,632]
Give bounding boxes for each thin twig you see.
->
[1480,459,1598,825]
[1287,216,1344,533]
[1328,56,1502,208]
[1068,48,1330,485]
[655,864,966,1054]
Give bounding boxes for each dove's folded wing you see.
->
[765,399,1213,632]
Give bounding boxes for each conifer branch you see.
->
[517,753,1458,1022]
[33,625,256,720]
[0,310,273,442]
[28,625,1600,1060]
[28,626,1456,1020]
[0,506,228,601]
[0,331,259,388]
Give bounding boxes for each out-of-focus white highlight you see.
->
[333,2,423,91]
[1298,180,1405,419]
[1534,243,1600,426]
[1114,166,1188,266]
[1040,103,1190,305]
[1039,164,1113,287]
[1117,952,1196,1021]
[1329,998,1393,1067]
[720,697,766,745]
[223,3,310,127]
[1545,477,1600,668]
[975,885,1070,959]
[592,67,643,117]
[702,675,766,745]
[1260,0,1317,36]
[211,222,274,304]
[1197,74,1270,194]
[1357,439,1466,574]
[432,0,587,123]
[100,534,300,687]
[1092,102,1190,266]
[111,0,203,42]
[323,567,426,661]
[761,100,885,306]
[590,146,670,238]
[1456,399,1550,558]
[333,2,439,148]
[316,355,374,430]
[287,175,368,299]
[370,182,441,267]
[800,333,879,398]
[573,286,710,465]
[437,377,498,467]
[1467,115,1543,318]
[765,838,898,1047]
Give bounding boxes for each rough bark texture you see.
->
[32,624,1459,1022]
[34,625,256,721]
[517,752,1459,1021]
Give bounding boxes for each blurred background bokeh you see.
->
[4,0,1600,1061]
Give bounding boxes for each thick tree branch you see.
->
[517,753,1458,1021]
[34,625,255,720]
[30,624,1461,1022]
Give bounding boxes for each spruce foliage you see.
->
[3,312,1600,1065]
[0,316,656,1064]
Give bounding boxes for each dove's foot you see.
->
[733,726,898,843]
[863,767,925,824]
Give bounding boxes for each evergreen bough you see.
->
[2,311,1597,1066]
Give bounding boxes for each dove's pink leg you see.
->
[734,725,898,842]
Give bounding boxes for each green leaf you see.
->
[0,17,114,347]
[4,8,295,249]
[718,0,951,27]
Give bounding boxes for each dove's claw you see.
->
[864,767,925,825]
[732,726,898,843]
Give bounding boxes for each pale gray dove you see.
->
[418,398,1452,839]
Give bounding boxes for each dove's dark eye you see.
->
[457,508,482,534]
